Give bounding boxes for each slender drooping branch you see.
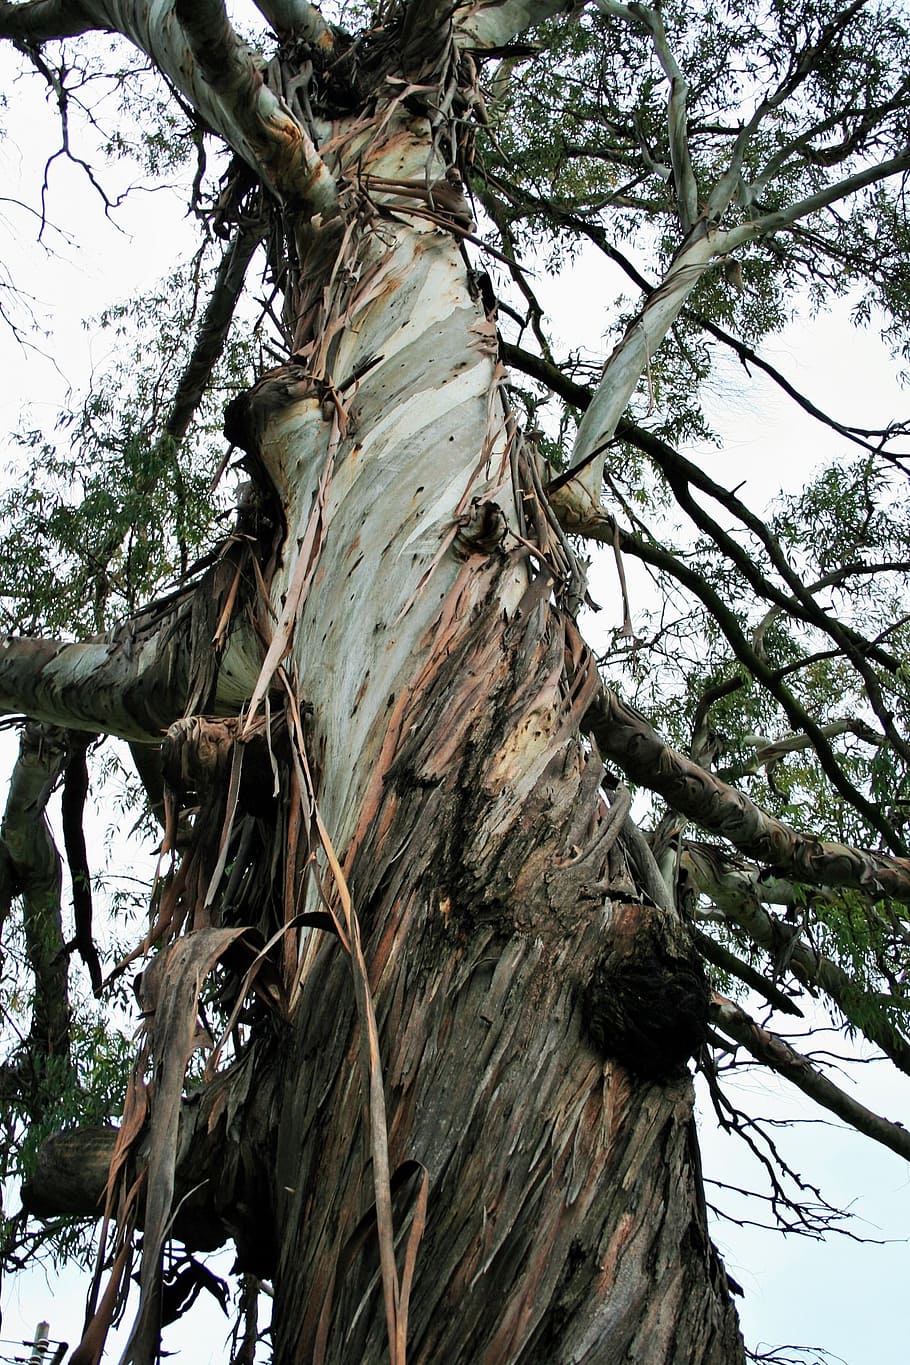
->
[164,222,264,447]
[710,992,910,1162]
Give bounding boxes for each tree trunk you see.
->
[6,17,745,1363]
[207,112,744,1361]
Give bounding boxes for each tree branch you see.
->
[0,560,260,741]
[251,0,333,46]
[685,841,910,1077]
[164,221,264,448]
[0,0,95,41]
[457,0,569,52]
[0,722,71,1063]
[585,684,910,901]
[1,0,337,211]
[727,149,910,251]
[710,992,910,1163]
[173,0,336,209]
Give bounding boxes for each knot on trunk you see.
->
[583,902,709,1079]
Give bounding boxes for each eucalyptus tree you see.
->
[0,0,909,1362]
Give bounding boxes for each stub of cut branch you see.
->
[710,992,910,1163]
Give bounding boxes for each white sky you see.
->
[1,14,910,1365]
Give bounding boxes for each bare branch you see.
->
[0,0,95,41]
[710,992,910,1163]
[585,685,910,902]
[726,149,910,251]
[251,0,333,46]
[692,928,803,1017]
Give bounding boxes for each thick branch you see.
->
[457,0,569,51]
[173,0,336,209]
[0,564,260,741]
[251,0,333,45]
[560,224,727,519]
[0,0,95,40]
[0,723,71,1061]
[1,0,336,209]
[22,1043,280,1272]
[585,685,910,902]
[685,842,910,1077]
[710,992,910,1163]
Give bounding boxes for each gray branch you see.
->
[711,992,910,1163]
[251,0,333,45]
[0,0,95,40]
[585,685,910,903]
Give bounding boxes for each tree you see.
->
[0,0,909,1360]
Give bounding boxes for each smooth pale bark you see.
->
[560,227,726,519]
[0,569,261,741]
[457,0,571,49]
[252,0,333,44]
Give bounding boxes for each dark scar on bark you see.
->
[582,902,710,1079]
